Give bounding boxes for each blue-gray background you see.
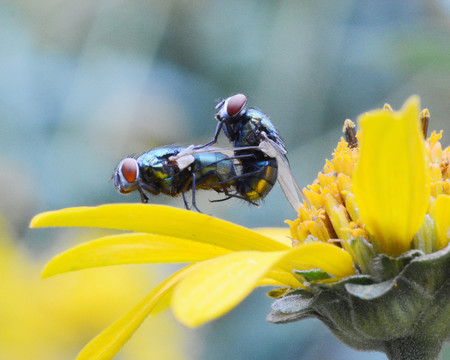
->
[2,0,450,359]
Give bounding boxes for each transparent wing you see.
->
[169,145,261,170]
[175,145,235,158]
[258,133,308,212]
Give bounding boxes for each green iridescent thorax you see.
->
[137,147,186,195]
[234,109,285,151]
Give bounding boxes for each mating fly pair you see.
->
[113,94,304,212]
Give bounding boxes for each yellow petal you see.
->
[42,233,231,278]
[258,277,291,287]
[76,266,192,360]
[171,251,288,327]
[435,195,450,249]
[353,96,430,255]
[279,242,355,278]
[265,269,303,288]
[30,204,288,252]
[172,244,355,327]
[253,227,292,247]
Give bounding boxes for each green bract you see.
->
[268,244,450,360]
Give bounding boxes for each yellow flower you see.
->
[30,95,450,360]
[291,96,450,259]
[271,96,450,360]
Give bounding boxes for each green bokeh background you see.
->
[1,0,449,359]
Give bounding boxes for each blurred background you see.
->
[1,0,450,359]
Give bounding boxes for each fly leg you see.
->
[190,173,203,213]
[137,187,149,203]
[210,187,259,206]
[182,193,191,210]
[194,120,225,149]
[209,193,259,206]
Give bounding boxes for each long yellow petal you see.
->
[30,204,288,252]
[435,195,450,249]
[353,96,430,255]
[76,265,192,360]
[42,233,231,278]
[172,244,355,327]
[171,251,288,327]
[253,227,293,247]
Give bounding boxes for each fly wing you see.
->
[171,145,235,159]
[168,145,196,170]
[259,133,307,212]
[169,144,261,169]
[168,145,236,170]
[173,154,195,170]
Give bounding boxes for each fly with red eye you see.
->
[113,146,261,212]
[197,94,305,212]
[202,94,285,151]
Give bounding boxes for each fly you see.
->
[201,94,307,211]
[113,145,262,212]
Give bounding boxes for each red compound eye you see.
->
[226,93,247,116]
[121,158,138,183]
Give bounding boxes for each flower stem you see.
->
[384,337,442,360]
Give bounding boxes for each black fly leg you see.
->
[137,187,149,203]
[210,196,232,203]
[209,187,259,206]
[190,173,203,213]
[182,193,191,210]
[210,193,259,206]
[195,120,225,149]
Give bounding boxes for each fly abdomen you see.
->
[189,152,237,191]
[236,153,278,202]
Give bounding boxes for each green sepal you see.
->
[267,244,450,358]
[293,268,333,281]
[266,289,315,324]
[371,249,423,281]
